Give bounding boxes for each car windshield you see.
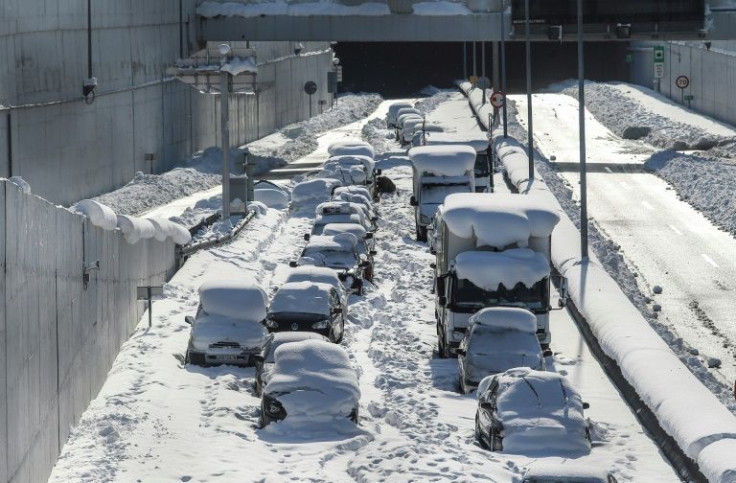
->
[303,249,358,269]
[454,278,548,311]
[421,183,470,204]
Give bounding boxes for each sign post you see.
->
[653,46,665,92]
[304,81,317,118]
[675,75,690,105]
[137,285,164,328]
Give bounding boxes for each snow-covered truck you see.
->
[420,132,493,193]
[408,145,477,242]
[432,193,564,357]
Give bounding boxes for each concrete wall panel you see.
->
[0,182,6,483]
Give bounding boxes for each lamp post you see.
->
[577,0,589,259]
[524,0,534,180]
[501,1,508,138]
[219,44,232,221]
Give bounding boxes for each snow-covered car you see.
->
[326,154,379,185]
[457,307,545,393]
[184,280,269,367]
[396,113,422,140]
[312,212,367,236]
[291,178,342,208]
[327,140,375,160]
[254,180,290,209]
[521,460,618,483]
[386,101,414,128]
[253,332,329,396]
[265,281,346,343]
[290,233,370,294]
[282,265,348,315]
[411,124,444,147]
[401,117,425,145]
[260,339,360,427]
[475,368,591,456]
[311,201,376,235]
[321,223,376,281]
[332,192,374,215]
[314,165,364,186]
[333,185,372,204]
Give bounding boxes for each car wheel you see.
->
[416,226,427,242]
[333,318,345,344]
[475,416,488,449]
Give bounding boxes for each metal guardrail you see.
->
[176,210,257,268]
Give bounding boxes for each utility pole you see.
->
[524,0,534,180]
[577,0,589,259]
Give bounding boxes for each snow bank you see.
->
[409,145,477,176]
[468,82,736,475]
[75,199,118,231]
[291,178,341,206]
[468,307,538,333]
[191,314,268,350]
[116,215,156,244]
[199,279,268,323]
[269,281,333,316]
[698,439,736,483]
[454,250,549,290]
[147,217,192,245]
[254,188,290,209]
[265,340,360,419]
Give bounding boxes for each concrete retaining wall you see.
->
[0,0,332,205]
[629,41,736,127]
[0,180,177,483]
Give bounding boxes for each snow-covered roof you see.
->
[481,368,590,456]
[454,249,550,290]
[422,132,489,152]
[442,193,560,247]
[265,340,360,419]
[292,178,341,204]
[305,233,358,251]
[468,307,538,333]
[198,279,268,322]
[387,102,414,122]
[327,140,375,159]
[326,154,376,173]
[283,266,343,291]
[522,459,610,482]
[398,113,423,127]
[332,191,372,208]
[465,328,544,378]
[316,200,358,216]
[409,145,477,176]
[191,313,268,350]
[402,118,425,133]
[254,188,290,209]
[322,223,368,239]
[76,199,118,231]
[397,107,421,118]
[269,281,334,316]
[116,214,156,244]
[313,213,365,233]
[333,185,371,200]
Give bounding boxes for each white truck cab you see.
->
[408,145,477,242]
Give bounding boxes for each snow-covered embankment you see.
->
[459,81,736,483]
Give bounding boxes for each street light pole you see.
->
[577,0,588,259]
[525,0,534,180]
[220,61,231,221]
[501,2,508,138]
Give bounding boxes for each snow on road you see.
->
[49,93,678,482]
[512,93,736,408]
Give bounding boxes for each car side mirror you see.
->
[375,169,382,176]
[359,260,370,268]
[365,233,373,239]
[456,349,466,357]
[303,233,311,241]
[184,315,195,325]
[332,307,343,315]
[438,296,447,307]
[409,196,418,207]
[289,261,298,268]
[337,272,348,281]
[429,262,436,269]
[251,354,264,363]
[479,401,493,410]
[369,250,377,256]
[583,402,590,410]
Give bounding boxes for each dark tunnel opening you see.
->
[334,41,631,98]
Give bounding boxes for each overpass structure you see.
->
[197,0,736,42]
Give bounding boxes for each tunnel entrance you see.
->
[334,41,630,97]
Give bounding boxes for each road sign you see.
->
[304,81,317,95]
[137,285,164,328]
[490,91,505,108]
[654,63,664,79]
[675,75,690,89]
[476,76,491,90]
[653,46,665,63]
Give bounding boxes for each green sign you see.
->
[625,53,633,63]
[653,46,665,63]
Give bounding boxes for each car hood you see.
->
[191,315,268,351]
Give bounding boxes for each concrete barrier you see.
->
[0,180,177,483]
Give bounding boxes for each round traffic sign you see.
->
[490,91,505,108]
[476,76,491,90]
[675,75,690,89]
[304,81,317,95]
